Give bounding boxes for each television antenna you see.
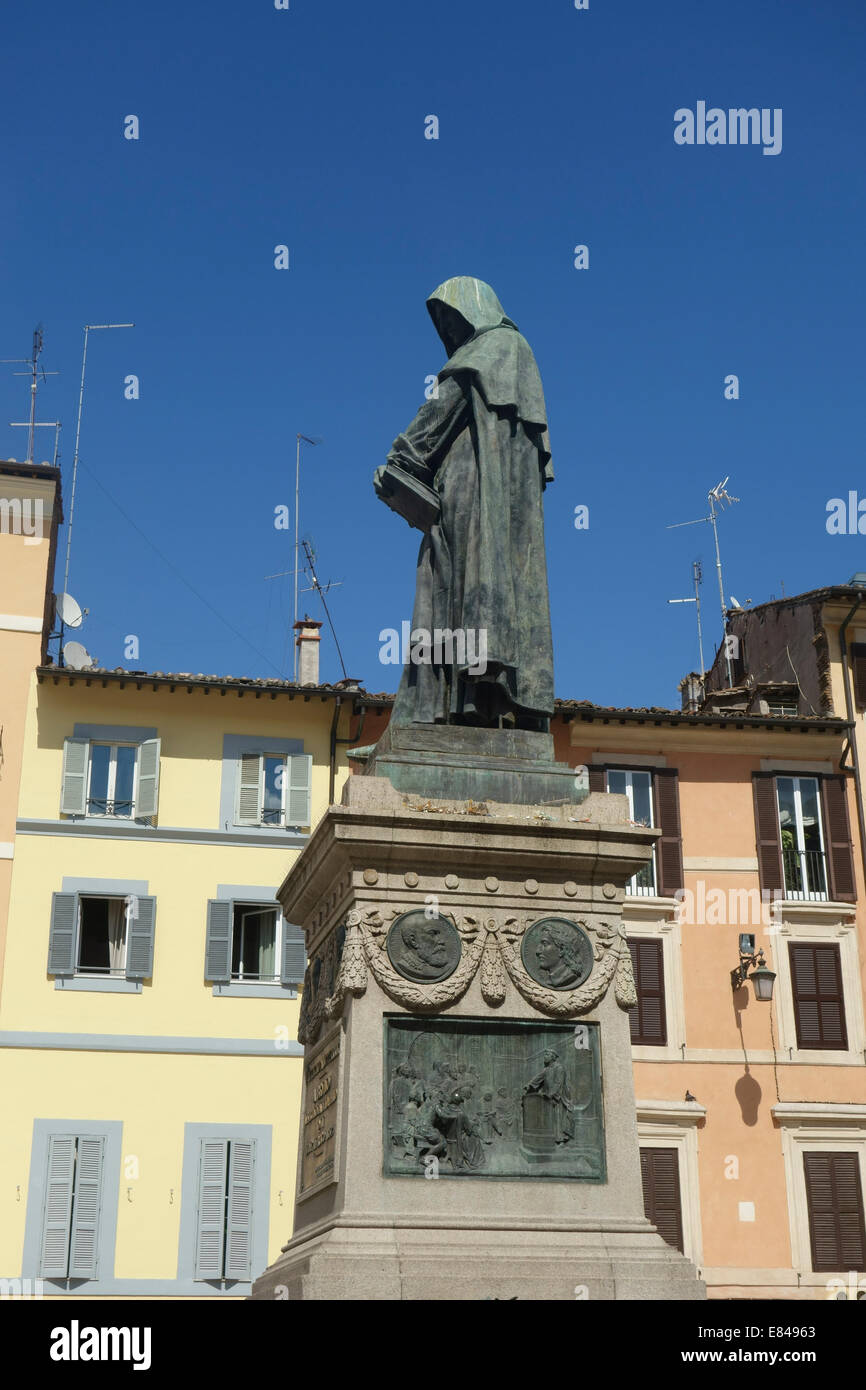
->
[666,478,740,687]
[293,433,322,680]
[667,560,705,679]
[265,537,346,680]
[3,325,60,463]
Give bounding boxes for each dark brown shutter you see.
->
[640,1148,684,1253]
[588,766,605,793]
[627,938,667,1046]
[752,773,784,895]
[821,775,856,903]
[789,943,848,1050]
[804,1152,866,1272]
[653,769,682,898]
[851,644,866,711]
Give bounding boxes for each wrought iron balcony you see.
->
[782,847,828,901]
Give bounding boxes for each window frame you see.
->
[50,877,153,994]
[605,767,657,896]
[775,1105,866,1285]
[766,910,864,1064]
[74,892,132,979]
[21,1119,122,1291]
[636,1102,704,1270]
[231,902,281,984]
[85,741,139,820]
[623,910,685,1062]
[775,774,829,903]
[177,1123,272,1293]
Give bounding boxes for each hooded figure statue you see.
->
[375,276,555,730]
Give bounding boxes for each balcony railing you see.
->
[782,847,828,901]
[627,854,657,898]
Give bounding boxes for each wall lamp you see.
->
[731,933,776,1001]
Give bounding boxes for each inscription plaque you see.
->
[299,1026,341,1200]
[384,1016,605,1181]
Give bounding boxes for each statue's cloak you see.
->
[386,276,555,726]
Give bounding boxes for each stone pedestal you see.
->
[251,775,705,1300]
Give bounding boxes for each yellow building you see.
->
[0,462,389,1297]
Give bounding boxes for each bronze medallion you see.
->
[521,917,594,990]
[386,909,461,983]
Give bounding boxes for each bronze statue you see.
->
[374,276,555,731]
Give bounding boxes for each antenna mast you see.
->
[666,478,740,687]
[667,560,705,678]
[294,433,321,680]
[3,325,59,463]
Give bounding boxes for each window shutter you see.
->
[60,737,89,816]
[47,892,78,976]
[135,738,161,819]
[804,1152,866,1273]
[821,776,856,903]
[68,1136,105,1278]
[39,1136,76,1277]
[627,938,667,1046]
[224,1140,255,1280]
[588,766,606,793]
[125,896,156,980]
[287,753,313,826]
[194,1139,228,1280]
[280,918,306,985]
[236,754,261,825]
[752,772,784,895]
[851,643,866,711]
[205,900,233,983]
[640,1147,684,1253]
[789,943,848,1050]
[653,769,683,898]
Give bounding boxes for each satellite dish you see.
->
[729,596,742,609]
[55,592,84,628]
[63,641,95,671]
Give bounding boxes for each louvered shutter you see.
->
[135,738,161,819]
[627,938,667,1046]
[804,1152,866,1272]
[588,766,606,793]
[280,918,306,985]
[48,892,79,976]
[653,769,683,898]
[851,644,866,711]
[39,1136,76,1277]
[224,1141,255,1280]
[205,900,233,983]
[287,753,312,826]
[125,896,156,980]
[640,1147,684,1253]
[821,776,856,903]
[60,738,89,816]
[68,1136,105,1278]
[753,773,784,894]
[236,754,261,825]
[789,943,848,1050]
[194,1140,228,1280]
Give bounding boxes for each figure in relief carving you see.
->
[523,1049,575,1145]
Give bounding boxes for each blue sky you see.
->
[3,0,865,707]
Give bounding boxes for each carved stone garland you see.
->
[319,906,637,1023]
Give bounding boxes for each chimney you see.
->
[678,672,705,714]
[294,618,323,685]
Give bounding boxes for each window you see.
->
[753,771,855,904]
[205,898,305,988]
[39,1135,106,1279]
[640,1147,684,1253]
[607,770,656,895]
[236,751,312,829]
[803,1152,866,1272]
[194,1139,256,1281]
[790,943,848,1050]
[48,891,156,983]
[60,736,160,821]
[232,905,279,982]
[627,938,667,1046]
[777,776,828,901]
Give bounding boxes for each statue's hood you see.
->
[426,277,516,355]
